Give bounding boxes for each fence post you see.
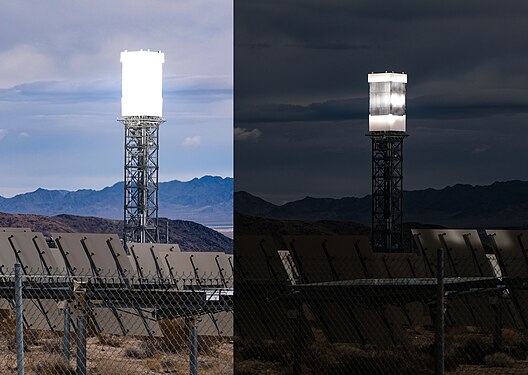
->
[15,263,24,375]
[435,248,445,375]
[188,316,198,375]
[292,305,302,375]
[492,297,503,351]
[76,314,87,375]
[63,304,71,361]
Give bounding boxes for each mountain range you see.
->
[4,178,528,229]
[235,180,528,228]
[0,176,233,225]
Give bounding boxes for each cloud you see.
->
[0,2,232,197]
[472,145,489,154]
[234,127,262,141]
[182,135,202,147]
[0,129,7,140]
[0,45,57,89]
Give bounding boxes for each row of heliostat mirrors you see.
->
[235,230,526,348]
[0,228,233,338]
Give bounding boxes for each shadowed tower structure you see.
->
[367,72,407,252]
[119,50,165,243]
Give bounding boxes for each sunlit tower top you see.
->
[120,50,165,244]
[367,72,407,252]
[121,50,164,117]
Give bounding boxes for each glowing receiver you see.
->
[121,50,164,117]
[368,72,406,132]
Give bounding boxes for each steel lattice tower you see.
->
[368,72,407,252]
[369,131,407,251]
[120,50,165,243]
[120,116,164,243]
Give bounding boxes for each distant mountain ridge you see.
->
[235,180,528,227]
[0,176,233,225]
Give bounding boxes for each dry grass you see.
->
[93,359,145,375]
[0,315,233,375]
[235,359,291,375]
[97,334,123,348]
[445,333,494,369]
[237,331,431,375]
[156,318,220,354]
[306,342,431,375]
[145,353,186,374]
[0,309,14,334]
[156,319,188,352]
[32,356,75,375]
[236,339,290,364]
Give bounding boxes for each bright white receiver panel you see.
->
[121,50,164,117]
[368,72,407,132]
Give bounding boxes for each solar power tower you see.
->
[367,72,407,252]
[119,50,165,243]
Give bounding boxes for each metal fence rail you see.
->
[9,229,528,374]
[3,267,233,375]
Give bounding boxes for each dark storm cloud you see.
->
[285,42,372,51]
[235,0,528,203]
[237,91,528,124]
[236,99,364,123]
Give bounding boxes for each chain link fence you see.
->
[0,230,233,375]
[1,267,233,375]
[7,229,528,374]
[235,230,528,375]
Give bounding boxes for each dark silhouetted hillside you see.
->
[235,180,528,228]
[0,212,232,253]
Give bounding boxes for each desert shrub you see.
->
[498,329,528,359]
[159,358,178,372]
[484,352,515,368]
[41,338,64,354]
[125,341,158,359]
[6,329,42,352]
[446,334,493,367]
[502,329,522,347]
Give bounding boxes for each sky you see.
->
[0,1,233,197]
[234,1,528,204]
